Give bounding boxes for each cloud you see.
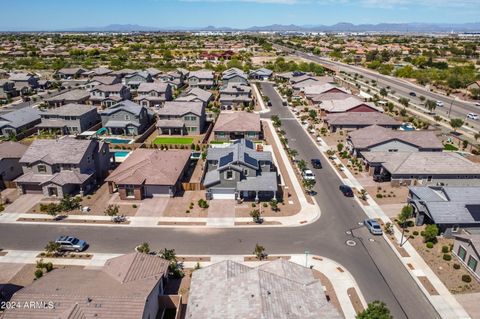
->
[178,0,480,7]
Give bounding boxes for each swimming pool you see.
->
[103,138,133,144]
[113,151,131,158]
[399,122,416,131]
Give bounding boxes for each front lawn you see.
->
[153,137,194,145]
[443,143,459,151]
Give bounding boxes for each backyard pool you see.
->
[399,122,416,131]
[113,150,131,158]
[103,137,134,144]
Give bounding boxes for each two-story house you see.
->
[219,83,252,108]
[176,87,213,107]
[0,107,41,139]
[0,142,28,189]
[55,67,87,80]
[222,68,248,86]
[156,101,205,136]
[36,104,100,135]
[187,70,215,89]
[89,83,131,108]
[122,71,153,90]
[203,139,278,201]
[0,80,17,101]
[85,75,120,90]
[99,100,151,136]
[14,137,110,197]
[45,89,90,107]
[134,82,173,108]
[8,73,39,94]
[213,112,261,141]
[156,71,185,89]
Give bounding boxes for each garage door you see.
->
[21,184,43,194]
[211,188,236,200]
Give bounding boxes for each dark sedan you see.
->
[310,158,322,169]
[339,185,354,197]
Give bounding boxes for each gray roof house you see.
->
[203,139,278,200]
[0,141,28,189]
[134,82,173,108]
[123,71,153,90]
[55,67,87,79]
[188,70,215,89]
[408,186,480,238]
[186,259,341,319]
[347,125,443,156]
[176,87,213,106]
[85,75,120,90]
[15,137,110,197]
[319,96,381,114]
[156,101,206,136]
[219,83,252,108]
[36,104,100,135]
[363,151,480,187]
[89,66,113,76]
[213,111,261,141]
[2,252,170,319]
[157,70,185,89]
[249,68,273,80]
[452,232,480,281]
[45,89,90,107]
[0,107,41,138]
[8,72,39,92]
[99,100,151,136]
[222,67,248,86]
[0,80,17,100]
[324,112,401,132]
[89,83,131,108]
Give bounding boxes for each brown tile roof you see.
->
[213,111,260,133]
[324,112,401,127]
[106,149,190,186]
[0,141,28,159]
[103,252,169,284]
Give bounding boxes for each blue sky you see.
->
[1,0,479,30]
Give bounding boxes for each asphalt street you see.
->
[0,83,439,318]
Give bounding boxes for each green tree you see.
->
[253,243,266,260]
[269,199,279,212]
[136,242,150,254]
[104,204,119,217]
[424,99,437,112]
[398,205,413,227]
[449,118,464,132]
[379,87,388,97]
[357,301,392,319]
[159,248,177,262]
[423,224,439,243]
[303,179,316,194]
[250,209,261,223]
[44,241,61,255]
[399,97,409,108]
[297,159,307,172]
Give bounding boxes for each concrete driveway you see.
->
[4,194,44,214]
[135,197,169,217]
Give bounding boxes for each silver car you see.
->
[364,219,383,235]
[55,236,88,252]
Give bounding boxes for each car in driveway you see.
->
[311,159,322,169]
[302,169,316,181]
[467,112,479,120]
[364,219,383,235]
[339,184,354,197]
[409,92,416,97]
[55,236,88,252]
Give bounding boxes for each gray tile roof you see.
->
[186,259,341,319]
[249,68,273,77]
[177,87,212,103]
[137,82,169,94]
[45,89,90,102]
[237,171,278,192]
[92,83,126,93]
[320,96,381,113]
[0,141,28,159]
[0,107,40,129]
[100,100,144,116]
[157,101,204,117]
[19,137,93,165]
[39,104,97,117]
[189,69,214,80]
[213,111,260,133]
[325,112,400,127]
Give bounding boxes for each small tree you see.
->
[136,242,150,254]
[450,118,464,132]
[44,241,61,256]
[303,179,315,194]
[424,99,437,112]
[297,159,307,172]
[250,209,261,223]
[398,205,413,246]
[399,97,409,108]
[269,199,279,212]
[379,87,388,97]
[159,248,177,262]
[104,204,119,217]
[423,224,439,243]
[337,143,344,152]
[253,243,266,260]
[357,301,392,319]
[59,195,81,212]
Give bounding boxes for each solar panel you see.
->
[219,152,233,167]
[245,139,254,149]
[244,153,258,168]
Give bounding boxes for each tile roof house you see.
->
[156,70,186,89]
[85,75,120,90]
[0,107,41,138]
[249,68,273,80]
[453,232,480,280]
[0,141,28,189]
[123,71,153,90]
[99,100,151,136]
[319,96,382,114]
[107,149,191,200]
[89,83,131,108]
[176,87,213,107]
[45,89,90,107]
[55,67,87,79]
[134,82,173,108]
[0,80,17,100]
[187,259,341,319]
[222,67,249,86]
[347,125,443,155]
[156,101,206,136]
[188,70,215,89]
[89,66,113,76]
[36,104,100,135]
[15,137,110,197]
[324,112,401,132]
[8,72,39,92]
[2,252,170,319]
[363,151,480,187]
[203,139,278,200]
[213,112,261,141]
[409,186,480,238]
[219,83,252,108]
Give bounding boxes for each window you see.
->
[243,169,249,176]
[125,185,135,198]
[225,170,234,180]
[125,115,130,121]
[427,176,433,182]
[37,164,47,173]
[452,225,459,233]
[457,245,467,261]
[467,256,478,272]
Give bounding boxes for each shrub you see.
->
[441,246,450,253]
[132,204,137,208]
[422,224,439,243]
[453,263,461,270]
[34,269,43,279]
[376,193,383,199]
[426,242,434,249]
[413,231,419,236]
[462,274,472,283]
[198,199,209,209]
[443,254,452,261]
[263,203,268,208]
[45,262,53,272]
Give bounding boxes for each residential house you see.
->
[187,259,341,319]
[8,73,38,94]
[0,107,41,138]
[0,142,28,189]
[363,151,480,187]
[55,67,87,79]
[408,186,480,237]
[85,75,120,90]
[291,75,333,91]
[219,83,252,108]
[106,149,191,200]
[188,70,215,89]
[123,71,153,90]
[37,104,100,135]
[276,71,306,82]
[304,83,349,103]
[156,101,205,135]
[89,83,131,108]
[249,68,273,80]
[222,68,248,86]
[324,112,401,132]
[319,96,381,114]
[15,137,110,197]
[110,68,137,78]
[89,66,112,77]
[213,112,261,141]
[203,139,278,200]
[467,81,480,91]
[145,67,162,78]
[45,89,90,107]
[347,125,443,156]
[176,87,213,107]
[156,70,185,89]
[2,253,171,319]
[453,232,480,280]
[134,82,173,108]
[99,100,151,136]
[0,80,17,101]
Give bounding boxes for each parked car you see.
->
[467,112,479,120]
[364,219,383,235]
[409,92,416,97]
[310,159,322,169]
[436,101,444,107]
[475,102,480,107]
[302,169,316,181]
[339,184,354,197]
[55,236,88,252]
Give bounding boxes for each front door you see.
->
[48,187,58,197]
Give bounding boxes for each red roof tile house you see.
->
[106,149,191,200]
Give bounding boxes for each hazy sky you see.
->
[1,0,479,30]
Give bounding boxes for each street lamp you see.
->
[304,250,310,267]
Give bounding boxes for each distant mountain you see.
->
[51,22,480,33]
